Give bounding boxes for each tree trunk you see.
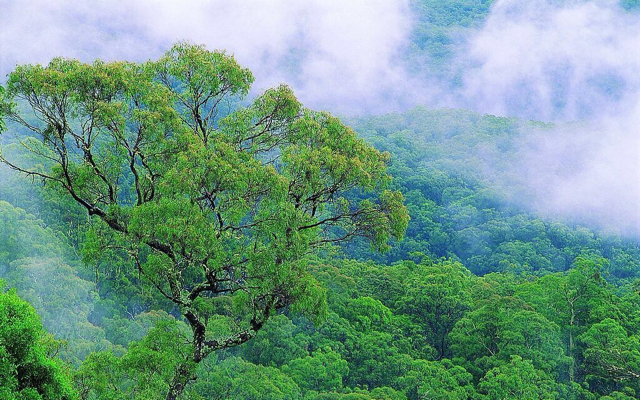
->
[166,361,194,400]
[568,306,575,383]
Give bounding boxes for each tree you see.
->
[282,347,349,393]
[0,42,409,399]
[187,357,302,400]
[0,282,78,400]
[395,358,475,400]
[397,259,473,359]
[305,387,406,400]
[0,87,5,133]
[554,257,609,383]
[75,318,192,400]
[477,356,560,400]
[6,257,110,365]
[450,294,565,380]
[0,201,64,267]
[580,318,640,394]
[240,314,309,367]
[517,257,609,383]
[342,296,392,332]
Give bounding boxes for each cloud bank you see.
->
[457,0,640,121]
[462,0,640,235]
[0,0,413,114]
[2,0,640,236]
[509,103,640,236]
[2,0,638,118]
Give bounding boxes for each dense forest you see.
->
[2,1,640,399]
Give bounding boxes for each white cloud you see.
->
[3,0,640,235]
[434,0,640,235]
[509,99,640,236]
[0,0,413,114]
[458,0,640,121]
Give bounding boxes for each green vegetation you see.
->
[0,281,77,399]
[0,43,407,399]
[348,108,640,284]
[407,0,495,80]
[1,3,640,398]
[4,97,640,398]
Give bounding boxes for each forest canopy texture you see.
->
[2,3,640,399]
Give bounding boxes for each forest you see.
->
[2,1,640,399]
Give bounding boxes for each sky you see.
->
[1,0,640,235]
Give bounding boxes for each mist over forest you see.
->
[1,1,640,399]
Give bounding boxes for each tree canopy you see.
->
[0,42,408,399]
[2,6,640,398]
[0,281,78,400]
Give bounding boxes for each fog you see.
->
[0,0,414,114]
[511,104,640,236]
[458,0,640,121]
[1,0,640,235]
[463,0,640,235]
[2,0,638,118]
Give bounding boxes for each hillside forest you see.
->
[2,1,640,399]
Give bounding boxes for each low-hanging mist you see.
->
[2,0,640,237]
[0,0,414,114]
[510,105,640,237]
[460,0,640,237]
[456,0,640,122]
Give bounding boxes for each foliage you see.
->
[3,13,640,398]
[0,282,77,400]
[5,102,640,398]
[476,356,560,399]
[348,107,640,286]
[0,42,407,399]
[75,318,191,400]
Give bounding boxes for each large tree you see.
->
[0,43,408,399]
